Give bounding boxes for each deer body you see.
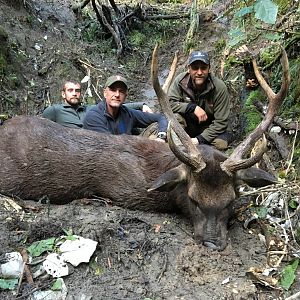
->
[0,115,277,250]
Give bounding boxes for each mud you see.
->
[0,196,283,300]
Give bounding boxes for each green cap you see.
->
[105,75,128,89]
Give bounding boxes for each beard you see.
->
[66,98,80,106]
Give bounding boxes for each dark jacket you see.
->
[83,101,167,135]
[42,102,146,129]
[168,72,230,143]
[42,103,90,128]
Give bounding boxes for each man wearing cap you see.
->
[42,80,152,129]
[83,75,168,141]
[168,51,232,150]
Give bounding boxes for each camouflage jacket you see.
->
[168,72,230,142]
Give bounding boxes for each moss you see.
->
[259,44,281,66]
[0,53,7,77]
[273,0,290,14]
[241,90,264,134]
[214,38,226,52]
[128,30,146,48]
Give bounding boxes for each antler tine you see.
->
[151,44,206,171]
[162,50,178,93]
[222,47,290,174]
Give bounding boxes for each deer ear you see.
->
[148,165,187,192]
[236,167,277,188]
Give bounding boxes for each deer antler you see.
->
[151,44,206,172]
[162,50,178,93]
[221,47,290,173]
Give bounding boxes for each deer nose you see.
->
[203,240,220,250]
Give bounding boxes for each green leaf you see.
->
[235,6,253,18]
[264,33,282,41]
[279,259,299,290]
[51,278,63,291]
[62,228,77,241]
[254,0,278,25]
[228,28,246,47]
[254,206,268,218]
[89,259,104,276]
[27,237,56,257]
[0,278,18,290]
[289,199,298,209]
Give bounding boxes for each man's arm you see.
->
[130,110,167,134]
[42,106,56,121]
[124,102,151,111]
[168,73,190,114]
[197,81,230,143]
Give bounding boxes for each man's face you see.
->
[104,82,127,108]
[62,82,81,106]
[188,61,210,90]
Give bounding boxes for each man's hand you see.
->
[142,104,153,113]
[194,106,208,123]
[191,138,199,145]
[155,138,166,143]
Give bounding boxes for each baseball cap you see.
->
[105,75,128,89]
[188,51,210,65]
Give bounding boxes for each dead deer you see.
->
[0,46,289,250]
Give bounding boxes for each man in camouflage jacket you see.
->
[168,51,232,150]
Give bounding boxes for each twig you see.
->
[92,84,103,101]
[16,262,26,297]
[157,251,168,282]
[77,59,105,73]
[284,121,298,176]
[72,0,91,12]
[15,281,54,300]
[20,249,34,286]
[285,290,300,300]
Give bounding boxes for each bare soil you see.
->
[0,196,282,300]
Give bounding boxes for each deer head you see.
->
[150,44,290,250]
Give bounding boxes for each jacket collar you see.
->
[62,103,85,111]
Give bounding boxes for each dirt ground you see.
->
[0,0,299,299]
[0,195,284,300]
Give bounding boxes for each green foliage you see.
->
[234,0,278,25]
[51,278,63,291]
[296,226,300,244]
[214,38,226,52]
[62,228,77,241]
[242,90,263,133]
[27,237,56,257]
[89,258,105,276]
[273,0,291,14]
[254,0,278,24]
[228,28,246,47]
[229,0,279,49]
[0,279,18,290]
[26,15,35,25]
[252,206,268,218]
[82,22,103,43]
[279,259,299,290]
[259,44,280,65]
[288,199,299,209]
[0,53,7,77]
[129,30,146,47]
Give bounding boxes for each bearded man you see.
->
[168,51,233,150]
